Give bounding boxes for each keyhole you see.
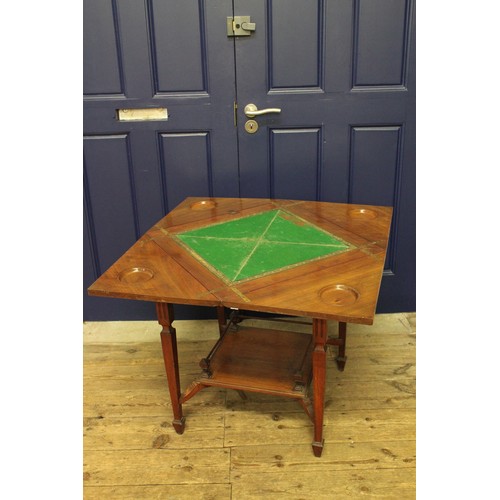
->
[245,120,258,133]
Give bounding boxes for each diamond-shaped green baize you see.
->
[234,241,346,281]
[265,212,348,246]
[176,209,352,283]
[178,236,256,282]
[179,210,278,239]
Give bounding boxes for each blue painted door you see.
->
[84,0,239,319]
[234,0,415,313]
[84,0,415,320]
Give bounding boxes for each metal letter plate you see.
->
[117,108,168,122]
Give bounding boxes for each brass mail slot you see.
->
[117,108,168,121]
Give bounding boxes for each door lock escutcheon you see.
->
[245,120,259,134]
[227,16,256,36]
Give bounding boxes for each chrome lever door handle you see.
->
[244,103,282,118]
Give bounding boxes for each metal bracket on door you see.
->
[227,16,256,37]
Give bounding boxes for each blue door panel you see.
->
[349,126,403,273]
[269,0,322,89]
[83,135,138,270]
[159,132,214,210]
[126,130,165,234]
[349,126,401,207]
[83,0,122,95]
[114,0,154,97]
[150,0,208,93]
[354,0,410,87]
[270,128,322,200]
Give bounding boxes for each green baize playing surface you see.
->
[177,209,350,283]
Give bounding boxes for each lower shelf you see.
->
[196,326,314,399]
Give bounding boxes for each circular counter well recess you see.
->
[190,200,217,210]
[118,267,155,283]
[348,208,377,219]
[318,284,359,306]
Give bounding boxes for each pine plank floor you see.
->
[83,312,416,499]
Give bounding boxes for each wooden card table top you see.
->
[88,197,392,324]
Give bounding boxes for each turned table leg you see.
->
[312,318,327,457]
[156,302,185,434]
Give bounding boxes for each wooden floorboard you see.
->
[83,312,416,499]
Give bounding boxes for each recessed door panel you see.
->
[150,0,207,93]
[83,135,138,270]
[354,0,410,87]
[269,0,323,90]
[83,0,123,95]
[270,128,322,200]
[160,132,214,209]
[349,126,401,206]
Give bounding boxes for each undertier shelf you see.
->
[197,326,314,398]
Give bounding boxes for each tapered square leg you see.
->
[336,321,347,371]
[326,321,348,371]
[312,440,325,457]
[312,319,327,457]
[157,302,185,434]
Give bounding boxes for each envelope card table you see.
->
[88,197,392,457]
